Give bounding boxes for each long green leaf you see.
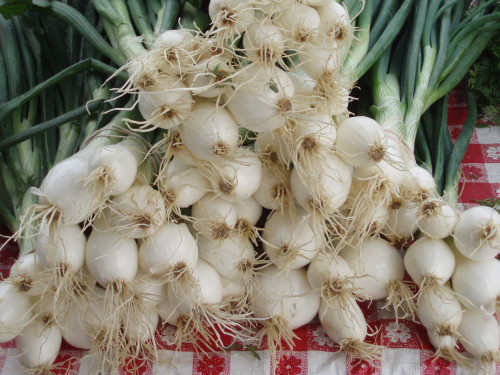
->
[0,100,104,151]
[0,58,124,123]
[443,88,477,204]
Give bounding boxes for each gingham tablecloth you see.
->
[0,89,499,375]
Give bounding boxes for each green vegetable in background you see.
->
[468,32,500,125]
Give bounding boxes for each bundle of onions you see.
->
[5,0,499,373]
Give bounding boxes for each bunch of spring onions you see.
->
[352,0,500,204]
[0,0,499,374]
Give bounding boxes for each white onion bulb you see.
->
[453,205,500,261]
[16,319,62,369]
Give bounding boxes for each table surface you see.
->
[0,89,499,375]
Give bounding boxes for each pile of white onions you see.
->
[1,0,499,374]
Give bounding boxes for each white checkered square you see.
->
[476,127,500,146]
[229,350,270,375]
[0,348,24,375]
[307,350,346,374]
[152,350,193,375]
[485,163,500,183]
[381,349,420,375]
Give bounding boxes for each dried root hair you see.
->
[339,338,382,367]
[256,315,299,373]
[155,173,210,224]
[320,276,366,311]
[324,18,354,48]
[480,351,500,367]
[162,301,255,352]
[9,273,39,295]
[82,140,146,222]
[338,181,394,250]
[154,130,194,169]
[416,197,459,238]
[270,181,295,216]
[206,1,255,46]
[6,257,51,298]
[318,293,367,332]
[16,356,79,375]
[308,68,352,117]
[221,294,253,317]
[236,33,288,72]
[161,313,218,352]
[184,57,236,101]
[110,52,163,98]
[104,191,166,239]
[153,262,199,294]
[120,306,161,371]
[224,63,311,122]
[234,217,261,245]
[292,131,332,177]
[272,2,320,47]
[416,274,447,301]
[5,202,61,254]
[431,325,471,369]
[193,215,235,242]
[88,281,161,372]
[385,234,415,249]
[303,195,344,251]
[255,120,293,170]
[255,136,294,214]
[325,211,351,251]
[125,95,193,133]
[199,160,241,202]
[382,193,418,248]
[239,252,270,290]
[475,218,500,255]
[259,230,320,271]
[43,266,98,329]
[199,302,255,347]
[158,186,187,222]
[382,279,417,322]
[431,346,471,369]
[155,37,207,76]
[418,197,443,219]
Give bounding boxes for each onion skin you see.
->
[85,229,139,287]
[458,309,500,359]
[16,319,62,369]
[404,237,455,286]
[251,265,320,330]
[319,297,367,345]
[341,237,404,301]
[0,282,32,343]
[452,256,500,314]
[38,155,98,225]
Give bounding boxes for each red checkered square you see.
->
[346,357,381,375]
[306,321,338,352]
[192,352,230,375]
[276,351,308,375]
[420,349,456,375]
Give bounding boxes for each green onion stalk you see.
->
[351,0,499,205]
[343,0,415,82]
[0,0,206,254]
[0,4,119,254]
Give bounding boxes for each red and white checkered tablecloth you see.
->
[0,89,498,375]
